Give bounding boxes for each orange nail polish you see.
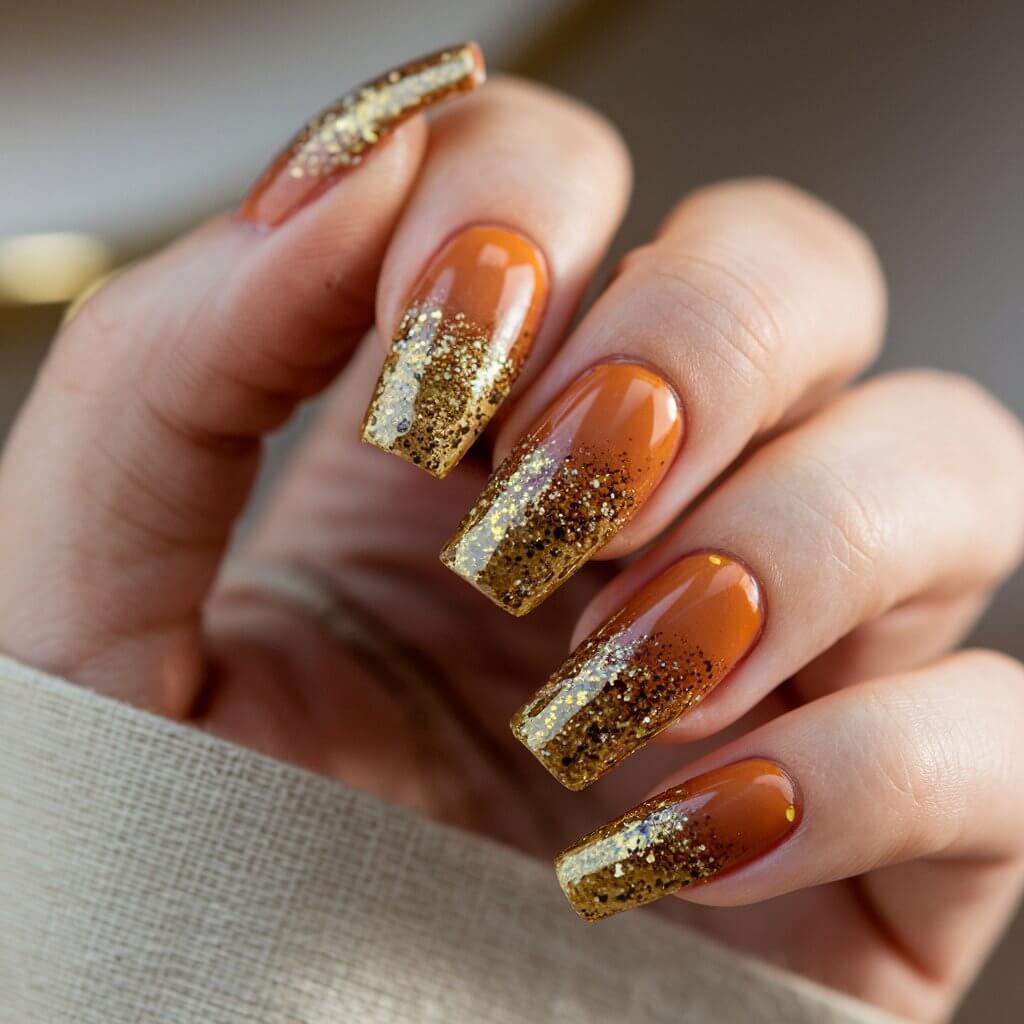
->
[242,42,485,226]
[556,760,798,922]
[440,362,683,616]
[513,552,763,789]
[361,225,547,477]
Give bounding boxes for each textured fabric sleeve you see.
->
[0,656,903,1024]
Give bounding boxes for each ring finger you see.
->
[512,368,1024,789]
[553,650,1024,1020]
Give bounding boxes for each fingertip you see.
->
[241,41,484,227]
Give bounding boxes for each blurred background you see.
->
[2,1,1021,1017]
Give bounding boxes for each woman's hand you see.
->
[2,46,1023,1022]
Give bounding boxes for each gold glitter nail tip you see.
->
[440,362,683,615]
[361,226,547,477]
[556,760,798,922]
[512,552,764,790]
[242,42,485,225]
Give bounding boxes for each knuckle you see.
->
[489,74,627,144]
[897,368,1024,446]
[669,176,814,223]
[54,268,137,363]
[781,450,890,613]
[675,175,886,342]
[668,176,878,269]
[872,368,1024,566]
[461,76,632,195]
[882,366,993,405]
[553,98,630,175]
[617,177,888,430]
[949,647,1024,689]
[857,680,968,849]
[870,653,1024,853]
[620,240,788,421]
[860,687,939,819]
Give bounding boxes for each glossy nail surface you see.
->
[440,362,682,616]
[556,760,797,922]
[513,552,763,789]
[242,42,485,226]
[361,226,547,477]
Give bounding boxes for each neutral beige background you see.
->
[2,1,1021,1019]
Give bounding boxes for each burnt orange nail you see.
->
[556,759,798,922]
[361,226,547,477]
[440,362,683,615]
[242,42,485,226]
[513,552,763,789]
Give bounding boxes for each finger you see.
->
[513,370,1024,789]
[359,76,631,477]
[554,651,1024,1013]
[792,588,992,700]
[440,179,886,616]
[217,76,632,686]
[0,44,484,711]
[241,42,484,227]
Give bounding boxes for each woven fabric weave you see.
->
[0,657,901,1023]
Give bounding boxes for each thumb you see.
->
[0,43,484,712]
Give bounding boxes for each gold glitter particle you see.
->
[361,301,522,477]
[243,43,484,225]
[511,552,764,789]
[286,44,482,180]
[512,629,725,790]
[441,362,682,615]
[555,760,798,922]
[555,791,733,922]
[440,438,639,615]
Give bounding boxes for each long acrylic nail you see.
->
[513,552,763,789]
[242,42,485,226]
[361,226,547,477]
[440,362,683,615]
[556,759,798,922]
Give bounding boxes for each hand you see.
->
[2,45,1022,1022]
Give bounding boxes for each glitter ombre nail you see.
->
[440,362,683,616]
[556,760,798,922]
[361,226,547,477]
[513,552,764,789]
[242,42,485,226]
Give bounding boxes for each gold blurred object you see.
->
[0,233,114,306]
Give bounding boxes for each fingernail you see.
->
[556,759,798,922]
[241,42,485,226]
[440,362,683,615]
[512,552,763,789]
[361,226,547,477]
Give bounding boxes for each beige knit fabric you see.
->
[0,657,900,1024]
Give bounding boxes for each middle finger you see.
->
[512,369,1024,789]
[441,178,886,616]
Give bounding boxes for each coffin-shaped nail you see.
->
[513,552,763,789]
[242,42,485,226]
[361,225,547,476]
[440,362,683,615]
[556,759,798,922]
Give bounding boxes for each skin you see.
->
[1,76,1023,1021]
